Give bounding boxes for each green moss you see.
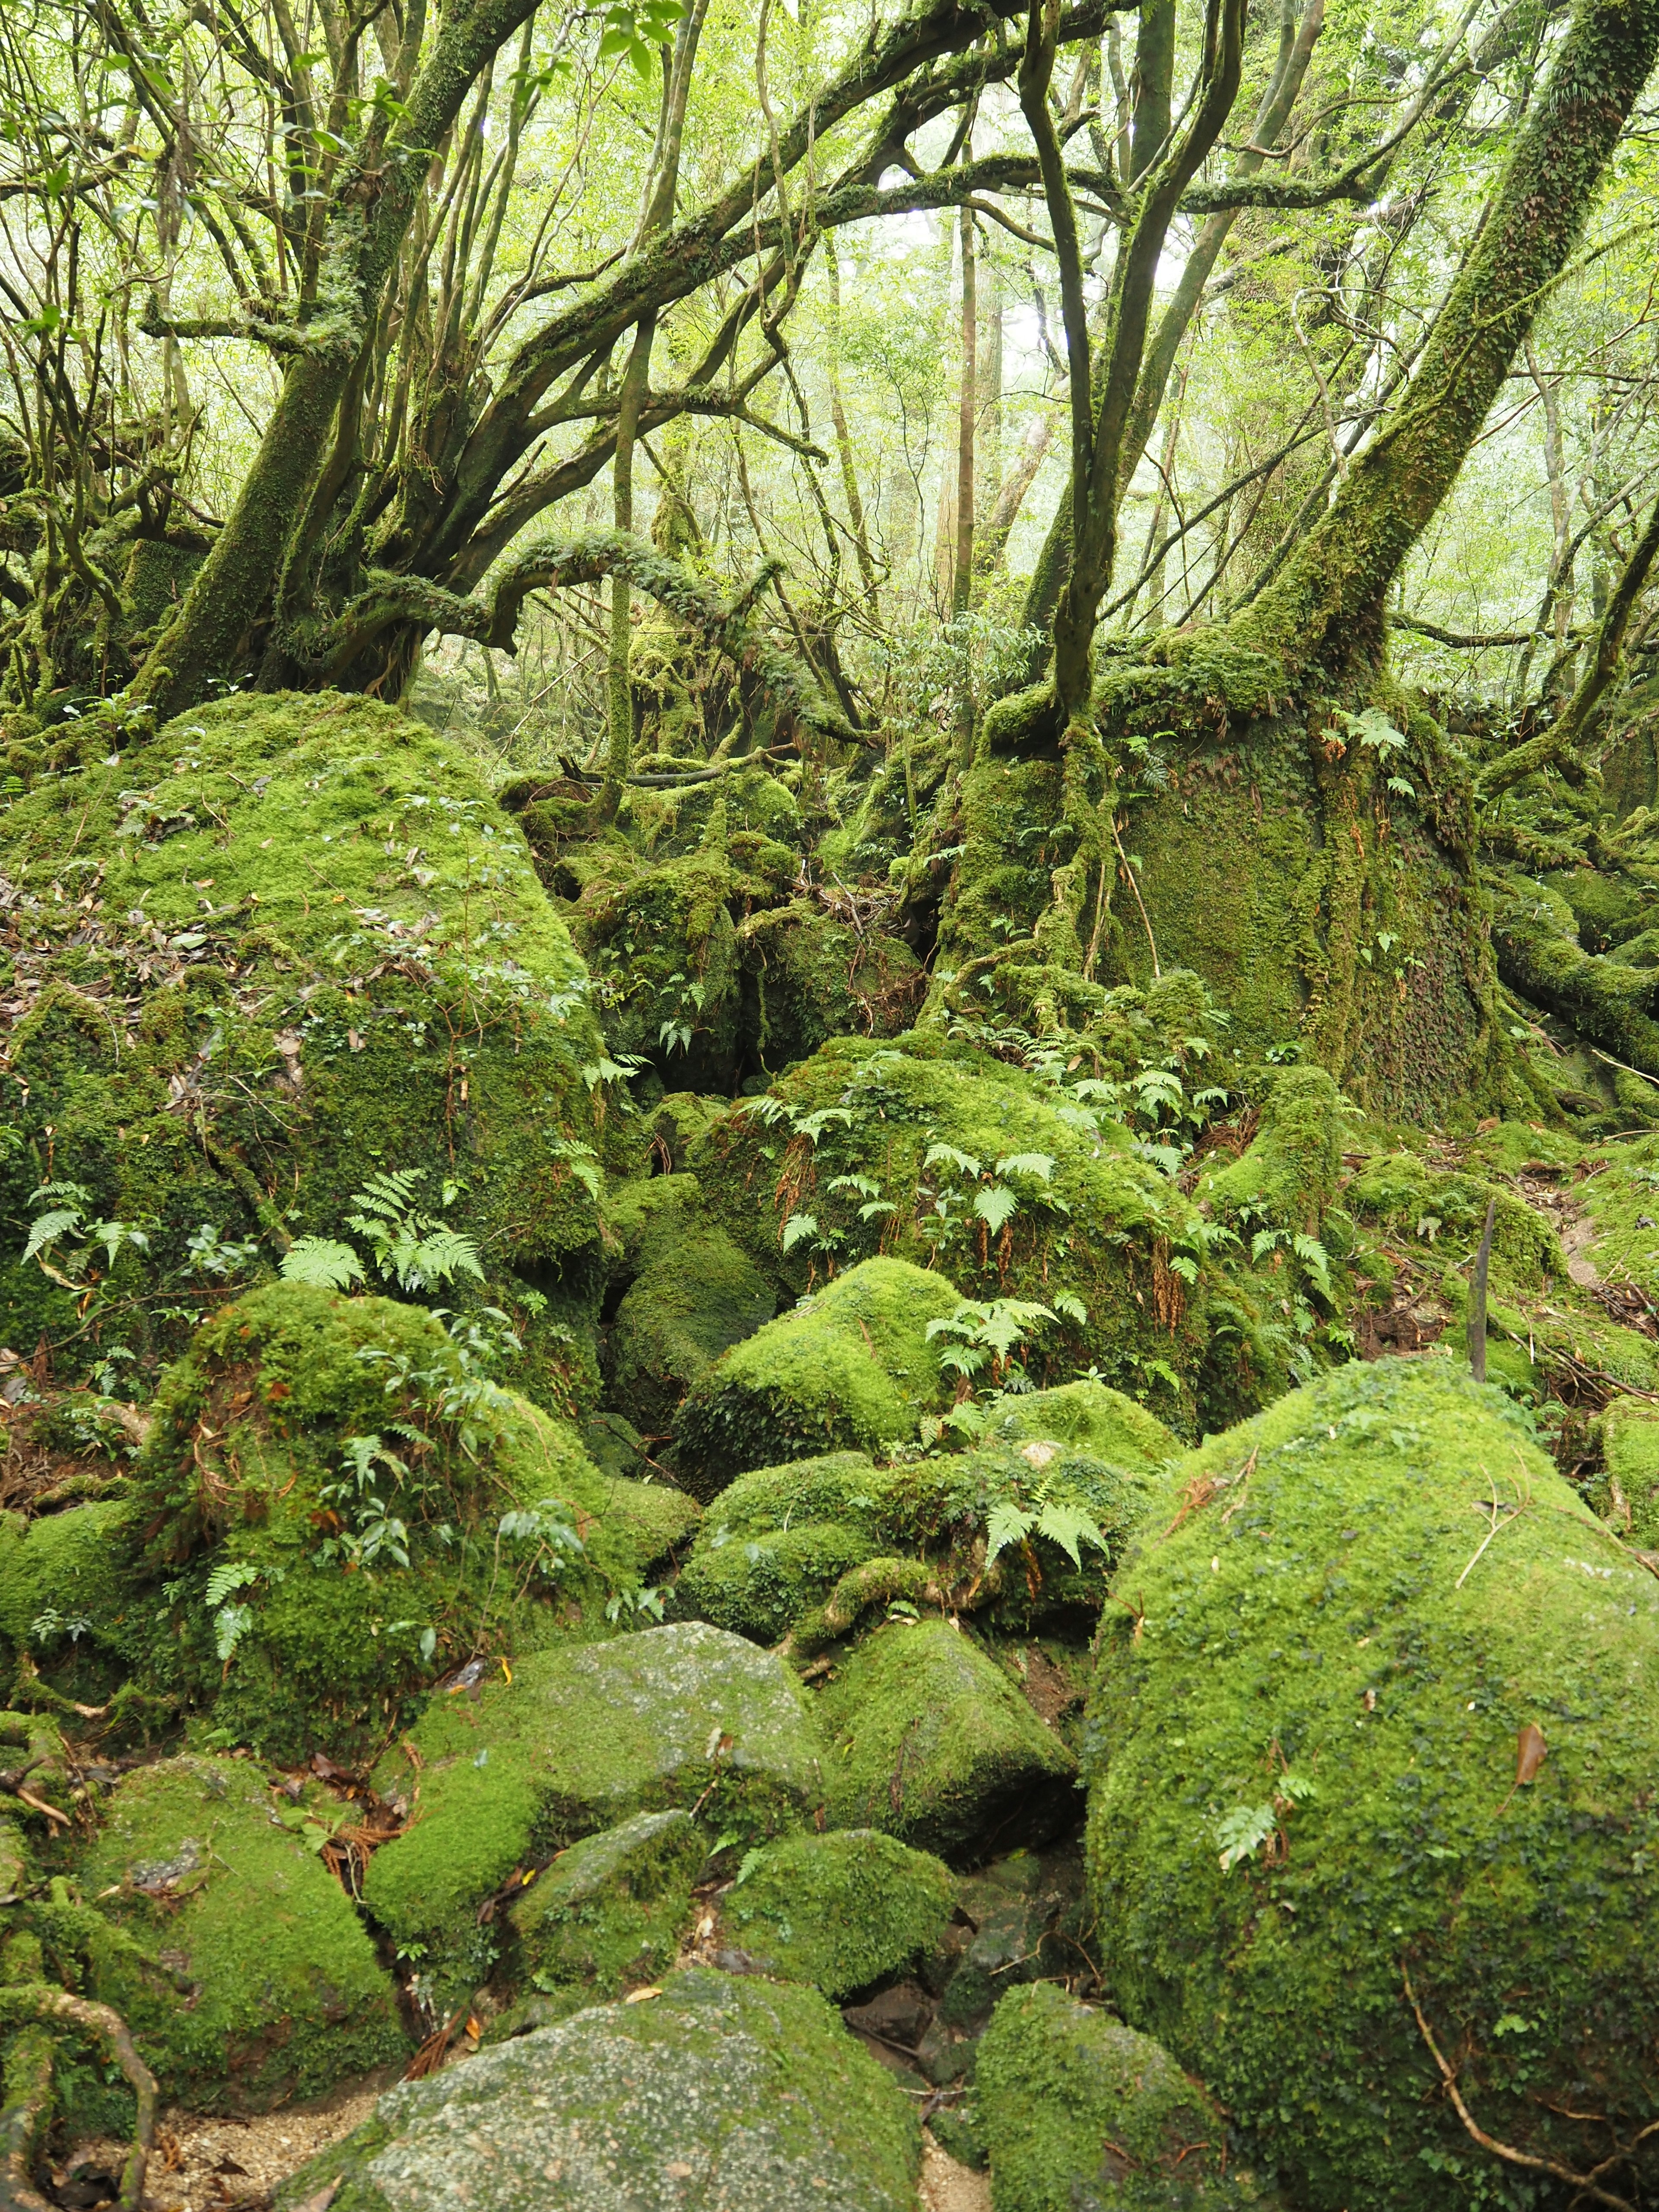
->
[739,902,922,1073]
[278,1967,921,2212]
[601,1174,777,1432]
[573,839,745,1092]
[1085,1354,1659,2211]
[692,1039,1206,1424]
[70,1755,405,2112]
[1595,1395,1659,1545]
[674,1257,961,1498]
[818,1618,1076,1865]
[677,1452,890,1640]
[0,692,608,1408]
[975,1380,1176,1468]
[363,1621,823,2005]
[1198,1066,1344,1229]
[930,1842,1089,2040]
[117,1281,658,1762]
[0,1496,150,1698]
[1575,1135,1659,1307]
[719,1828,954,2000]
[974,1982,1276,2210]
[508,1808,705,1998]
[1344,1150,1562,1289]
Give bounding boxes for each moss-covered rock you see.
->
[0,693,610,1407]
[1085,1354,1659,2212]
[98,1281,681,1761]
[1344,1148,1563,1288]
[276,1967,921,2212]
[674,1257,961,1497]
[739,902,922,1074]
[676,1452,891,1640]
[973,1381,1176,1468]
[974,1982,1275,2210]
[69,1755,405,2112]
[364,1622,823,2003]
[600,1174,776,1433]
[718,1828,954,2000]
[507,1808,705,1999]
[921,1840,1090,2067]
[572,835,745,1092]
[690,1037,1207,1411]
[1196,1065,1344,1229]
[1595,1394,1659,1546]
[819,1619,1076,1864]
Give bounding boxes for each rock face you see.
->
[716,1829,955,2002]
[74,1756,406,2111]
[365,1622,822,2000]
[507,1809,705,2001]
[276,1967,922,2212]
[820,1619,1077,1864]
[674,1256,962,1497]
[676,1451,892,1640]
[974,1982,1276,2209]
[1086,1354,1659,2211]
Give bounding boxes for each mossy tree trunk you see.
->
[947,0,1659,1116]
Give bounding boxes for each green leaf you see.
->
[923,1142,982,1178]
[1033,1500,1107,1568]
[214,1602,254,1663]
[985,1500,1035,1567]
[995,1153,1055,1182]
[1217,1803,1277,1872]
[780,1211,819,1252]
[281,1237,365,1290]
[973,1185,1019,1235]
[205,1560,260,1608]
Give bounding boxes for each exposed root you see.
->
[0,1988,156,2212]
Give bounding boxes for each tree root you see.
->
[0,1988,155,2212]
[785,1558,947,1659]
[1403,1964,1658,2212]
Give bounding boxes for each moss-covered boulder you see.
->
[974,1380,1176,1468]
[974,1983,1275,2210]
[820,1619,1076,1864]
[507,1808,705,2001]
[718,1828,954,2000]
[674,1257,961,1497]
[600,1174,776,1432]
[571,835,744,1092]
[1597,1393,1659,1545]
[68,1755,405,2112]
[1196,1065,1344,1228]
[79,1281,691,1761]
[364,1621,823,2002]
[690,1036,1208,1419]
[739,902,923,1073]
[0,693,610,1405]
[920,1841,1090,2073]
[0,1495,151,1708]
[676,1451,891,1640]
[276,1967,921,2212]
[1086,1354,1659,2212]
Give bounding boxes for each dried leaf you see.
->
[291,2182,341,2212]
[624,1986,662,2004]
[1515,1722,1547,1786]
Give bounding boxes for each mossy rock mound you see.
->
[1085,1354,1659,2212]
[277,1967,921,2212]
[570,838,744,1091]
[738,901,923,1071]
[973,1379,1176,1468]
[677,1451,892,1640]
[0,693,608,1404]
[927,1840,1089,2056]
[506,1808,706,2000]
[1595,1394,1659,1546]
[820,1619,1076,1865]
[690,1035,1206,1421]
[1344,1147,1563,1287]
[86,1282,690,1761]
[974,1982,1277,2210]
[364,1621,823,2004]
[1195,1065,1344,1229]
[674,1257,960,1497]
[717,1828,954,2001]
[0,1495,152,1708]
[600,1174,776,1432]
[69,1755,406,2112]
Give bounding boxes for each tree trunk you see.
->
[941,0,1659,1120]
